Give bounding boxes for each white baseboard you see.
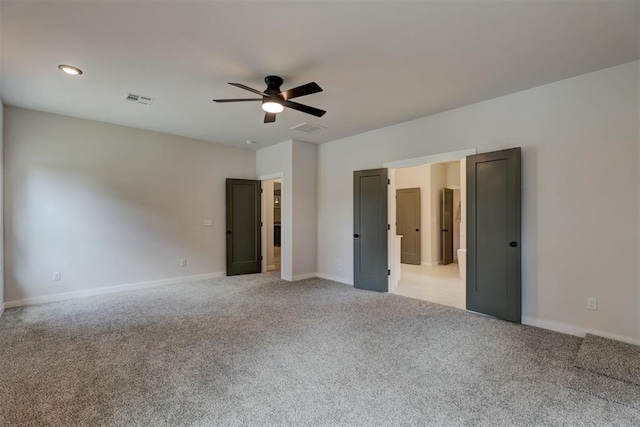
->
[316,273,353,286]
[0,303,5,317]
[291,273,318,281]
[522,316,640,346]
[4,272,225,309]
[421,261,440,267]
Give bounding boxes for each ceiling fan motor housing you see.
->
[264,75,284,94]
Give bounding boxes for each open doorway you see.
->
[388,155,468,310]
[261,177,282,276]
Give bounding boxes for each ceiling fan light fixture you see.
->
[262,100,284,113]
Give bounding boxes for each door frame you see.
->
[384,149,476,291]
[259,172,286,279]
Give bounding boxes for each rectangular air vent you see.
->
[123,92,154,106]
[290,122,326,133]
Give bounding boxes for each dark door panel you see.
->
[226,179,261,276]
[354,169,388,292]
[397,188,421,265]
[467,148,521,323]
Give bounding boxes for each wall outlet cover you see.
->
[587,297,598,311]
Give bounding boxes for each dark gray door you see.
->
[397,188,421,265]
[441,188,454,265]
[226,178,262,276]
[354,169,388,292]
[467,148,521,323]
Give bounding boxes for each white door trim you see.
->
[383,148,476,169]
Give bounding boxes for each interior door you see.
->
[467,148,521,323]
[226,178,262,276]
[396,188,421,265]
[441,188,454,265]
[354,168,388,292]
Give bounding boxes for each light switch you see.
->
[204,219,213,226]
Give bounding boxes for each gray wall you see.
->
[3,107,255,302]
[317,61,640,343]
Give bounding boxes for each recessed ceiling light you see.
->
[246,140,257,145]
[58,64,83,76]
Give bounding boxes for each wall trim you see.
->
[4,272,225,309]
[522,316,640,346]
[316,273,353,286]
[291,273,318,281]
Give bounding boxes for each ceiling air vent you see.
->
[123,92,154,106]
[290,122,326,133]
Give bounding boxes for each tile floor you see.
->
[393,263,466,309]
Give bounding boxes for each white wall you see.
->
[257,140,293,279]
[291,140,317,278]
[317,61,640,343]
[4,107,256,303]
[395,164,430,264]
[257,140,317,280]
[445,161,460,187]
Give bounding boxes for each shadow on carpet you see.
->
[567,334,640,410]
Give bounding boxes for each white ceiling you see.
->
[1,1,638,150]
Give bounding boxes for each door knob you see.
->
[509,241,518,247]
[354,234,360,238]
[415,229,420,232]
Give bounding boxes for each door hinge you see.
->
[261,188,263,193]
[388,179,391,184]
[387,269,391,276]
[260,255,263,261]
[261,222,263,227]
[387,224,391,230]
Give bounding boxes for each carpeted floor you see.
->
[575,334,640,386]
[1,273,639,426]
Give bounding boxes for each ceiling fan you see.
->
[213,75,326,123]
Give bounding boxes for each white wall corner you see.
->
[0,303,5,317]
[4,272,225,309]
[316,273,354,286]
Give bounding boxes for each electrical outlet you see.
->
[587,297,598,311]
[204,219,213,226]
[180,259,187,267]
[53,272,61,281]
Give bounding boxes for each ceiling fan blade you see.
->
[282,100,326,117]
[228,82,270,97]
[280,82,323,100]
[213,98,262,103]
[264,112,276,123]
